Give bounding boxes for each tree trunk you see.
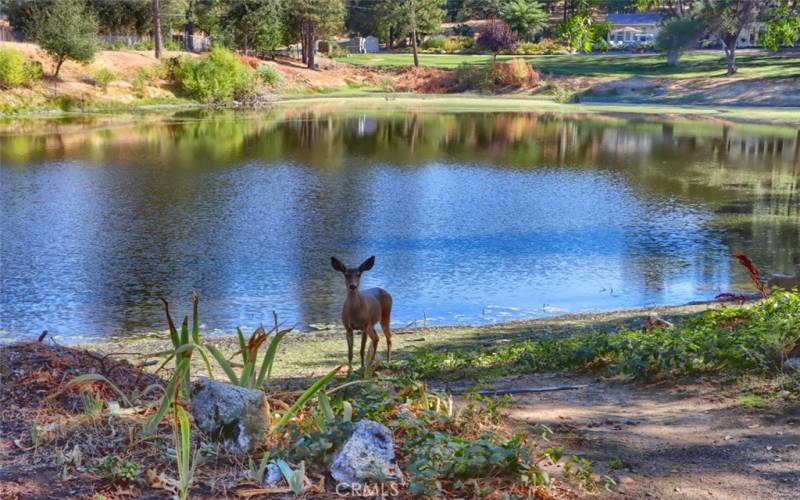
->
[301,24,307,64]
[152,0,163,59]
[725,42,737,75]
[666,49,679,67]
[54,57,65,78]
[184,22,194,51]
[388,27,393,50]
[307,26,316,69]
[563,0,568,21]
[411,25,419,67]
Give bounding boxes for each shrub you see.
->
[517,39,564,55]
[131,63,167,93]
[550,82,579,103]
[257,64,281,86]
[443,36,475,54]
[421,36,447,51]
[0,48,42,88]
[174,48,253,102]
[329,44,348,58]
[93,68,115,89]
[487,58,540,87]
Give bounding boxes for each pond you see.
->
[1,105,798,342]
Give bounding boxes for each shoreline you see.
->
[2,94,800,128]
[71,297,740,380]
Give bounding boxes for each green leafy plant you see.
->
[206,314,291,390]
[404,291,800,382]
[0,47,42,88]
[257,64,281,86]
[95,455,141,484]
[79,389,104,418]
[276,459,306,494]
[173,405,200,500]
[174,48,253,102]
[93,68,115,90]
[247,451,272,483]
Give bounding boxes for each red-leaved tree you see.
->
[478,20,517,64]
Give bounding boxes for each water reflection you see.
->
[0,109,798,341]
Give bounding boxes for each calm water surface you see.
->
[1,107,798,342]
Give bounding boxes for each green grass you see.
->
[341,51,800,79]
[402,291,800,382]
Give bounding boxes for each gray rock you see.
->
[191,378,269,454]
[264,463,282,486]
[330,420,401,487]
[784,358,800,372]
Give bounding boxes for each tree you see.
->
[221,0,284,56]
[285,0,345,69]
[87,0,152,36]
[457,0,502,20]
[655,15,704,66]
[499,0,549,41]
[478,19,517,62]
[761,1,800,51]
[558,13,594,53]
[701,0,766,75]
[25,0,99,78]
[375,0,446,64]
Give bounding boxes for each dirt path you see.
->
[446,373,800,499]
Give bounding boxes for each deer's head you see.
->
[331,256,375,293]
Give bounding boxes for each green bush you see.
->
[93,68,115,89]
[174,48,253,102]
[0,48,42,88]
[421,36,447,50]
[443,36,476,54]
[257,64,281,86]
[517,39,564,55]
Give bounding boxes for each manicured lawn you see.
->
[341,51,800,79]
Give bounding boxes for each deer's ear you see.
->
[359,256,375,272]
[331,257,346,272]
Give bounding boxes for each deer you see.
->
[331,256,393,373]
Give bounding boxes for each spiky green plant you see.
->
[173,405,200,500]
[206,312,291,390]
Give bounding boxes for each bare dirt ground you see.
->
[445,373,800,499]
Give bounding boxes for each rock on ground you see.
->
[190,378,269,454]
[330,420,401,487]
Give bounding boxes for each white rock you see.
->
[330,420,401,487]
[190,378,269,454]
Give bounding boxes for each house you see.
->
[338,36,380,54]
[606,12,664,45]
[606,12,767,48]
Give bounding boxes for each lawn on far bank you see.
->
[341,51,800,79]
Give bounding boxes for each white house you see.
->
[606,12,767,48]
[607,13,664,45]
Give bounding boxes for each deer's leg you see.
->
[367,325,380,366]
[345,328,354,374]
[359,329,367,369]
[380,318,392,363]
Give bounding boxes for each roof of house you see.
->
[606,13,664,25]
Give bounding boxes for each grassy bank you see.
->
[343,51,800,79]
[277,94,800,127]
[83,299,729,382]
[4,94,800,128]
